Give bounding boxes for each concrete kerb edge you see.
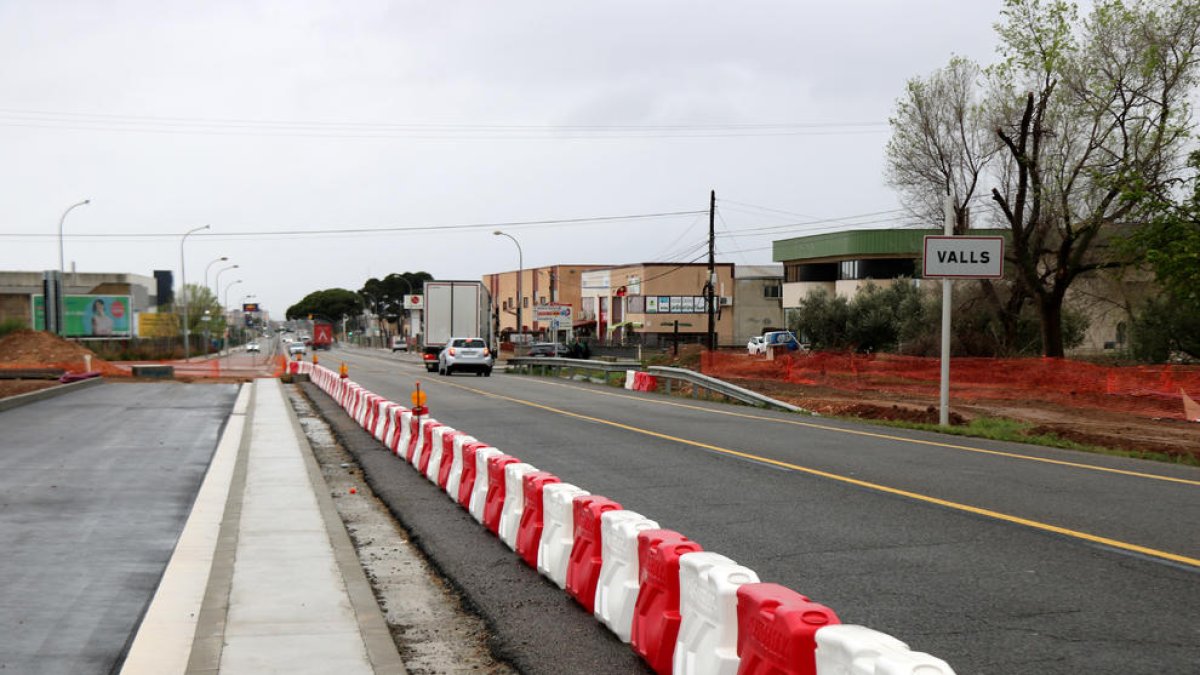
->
[285,381,409,675]
[0,376,106,411]
[120,382,252,675]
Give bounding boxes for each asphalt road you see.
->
[322,346,1200,674]
[0,381,238,674]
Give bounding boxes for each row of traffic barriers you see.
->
[294,361,957,674]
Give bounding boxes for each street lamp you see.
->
[213,264,238,308]
[493,230,523,340]
[204,256,229,296]
[180,224,211,360]
[55,199,90,335]
[223,280,243,354]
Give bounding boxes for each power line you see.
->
[0,209,706,241]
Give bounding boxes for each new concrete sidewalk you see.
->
[121,378,405,675]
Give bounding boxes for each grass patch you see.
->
[842,415,1199,466]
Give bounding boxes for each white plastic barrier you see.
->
[814,625,908,675]
[375,403,400,443]
[537,482,590,588]
[498,462,539,549]
[468,447,503,523]
[411,418,439,468]
[369,397,389,438]
[672,552,760,675]
[872,649,956,675]
[396,410,413,457]
[425,426,455,483]
[445,434,478,498]
[594,510,660,642]
[358,393,379,428]
[624,370,637,390]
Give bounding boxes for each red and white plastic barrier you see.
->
[301,371,958,675]
[595,510,660,642]
[672,552,759,675]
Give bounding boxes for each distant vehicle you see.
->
[287,342,307,356]
[747,336,766,355]
[391,336,409,352]
[246,342,261,353]
[761,330,802,352]
[527,342,567,357]
[422,281,492,372]
[312,322,334,350]
[438,337,493,376]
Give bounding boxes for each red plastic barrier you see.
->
[288,361,298,374]
[515,471,561,568]
[405,416,422,463]
[565,495,623,613]
[386,408,407,455]
[482,454,520,534]
[630,529,703,674]
[456,442,487,508]
[734,583,840,675]
[437,430,463,490]
[417,422,444,475]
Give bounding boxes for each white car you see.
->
[246,342,261,353]
[747,336,766,355]
[287,342,307,356]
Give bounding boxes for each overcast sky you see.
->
[0,0,1009,316]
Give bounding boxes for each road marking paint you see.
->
[430,377,1200,569]
[515,376,1200,488]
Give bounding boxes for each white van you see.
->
[391,336,409,352]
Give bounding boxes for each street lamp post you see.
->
[223,280,243,354]
[493,231,523,341]
[55,199,90,335]
[180,224,211,360]
[204,256,229,296]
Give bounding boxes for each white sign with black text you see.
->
[922,236,1005,279]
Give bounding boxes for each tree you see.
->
[359,271,433,331]
[286,288,363,323]
[988,0,1200,356]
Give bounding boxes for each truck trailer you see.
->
[421,281,493,372]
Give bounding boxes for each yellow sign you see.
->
[138,313,179,338]
[411,390,427,407]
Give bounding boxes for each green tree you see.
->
[359,272,433,327]
[788,289,850,349]
[286,288,364,323]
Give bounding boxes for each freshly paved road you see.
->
[0,381,238,674]
[325,346,1200,674]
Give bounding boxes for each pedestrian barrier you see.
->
[813,625,908,675]
[594,510,660,643]
[498,462,539,549]
[538,483,591,588]
[301,372,959,674]
[437,430,465,490]
[565,495,623,613]
[672,552,760,675]
[734,583,840,675]
[446,436,479,500]
[483,454,521,535]
[631,529,704,674]
[469,447,503,523]
[425,426,453,482]
[515,471,561,568]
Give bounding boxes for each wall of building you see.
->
[582,263,736,346]
[733,277,784,344]
[484,265,606,337]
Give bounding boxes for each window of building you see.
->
[763,285,781,298]
[523,297,529,308]
[839,260,859,280]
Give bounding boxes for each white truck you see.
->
[421,280,493,372]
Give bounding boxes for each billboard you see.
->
[33,294,132,337]
[138,313,179,338]
[243,302,260,312]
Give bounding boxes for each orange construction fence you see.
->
[702,351,1200,421]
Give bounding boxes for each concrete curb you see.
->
[0,376,105,412]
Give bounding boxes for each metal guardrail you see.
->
[646,366,808,413]
[505,357,808,414]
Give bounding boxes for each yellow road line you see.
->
[430,377,1200,569]
[515,376,1200,487]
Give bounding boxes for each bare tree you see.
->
[988,0,1200,356]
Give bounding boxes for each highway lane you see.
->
[327,346,1200,673]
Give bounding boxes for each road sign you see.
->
[534,304,572,323]
[923,236,1004,279]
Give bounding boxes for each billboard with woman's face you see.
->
[32,295,132,337]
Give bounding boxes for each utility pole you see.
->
[706,189,716,351]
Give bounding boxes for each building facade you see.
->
[0,270,168,337]
[579,263,736,347]
[732,265,784,345]
[483,265,608,340]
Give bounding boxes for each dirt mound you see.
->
[0,330,127,376]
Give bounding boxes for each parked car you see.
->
[287,341,307,356]
[246,342,261,353]
[391,336,409,352]
[527,342,567,357]
[747,336,766,355]
[761,330,802,352]
[438,337,493,376]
